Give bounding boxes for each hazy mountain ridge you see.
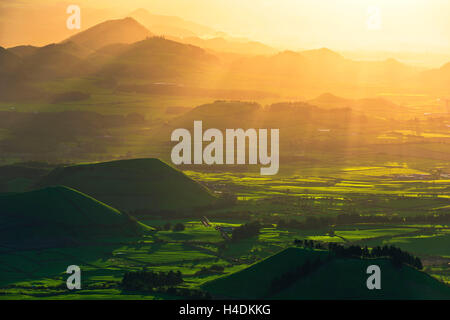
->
[129,8,216,38]
[63,17,153,51]
[1,15,450,99]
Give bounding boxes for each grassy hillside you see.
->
[202,247,329,299]
[0,186,151,249]
[203,247,450,299]
[36,158,217,212]
[274,256,450,300]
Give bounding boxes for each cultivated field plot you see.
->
[1,166,449,299]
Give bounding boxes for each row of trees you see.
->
[293,240,423,270]
[293,239,326,249]
[121,270,183,291]
[327,243,423,269]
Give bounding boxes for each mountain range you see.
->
[2,14,450,100]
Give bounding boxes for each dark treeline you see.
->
[269,257,325,295]
[277,212,450,230]
[293,239,326,250]
[154,222,185,232]
[194,265,225,276]
[370,245,423,269]
[121,270,183,291]
[231,221,262,241]
[164,287,212,300]
[293,239,423,270]
[120,270,211,299]
[328,243,423,270]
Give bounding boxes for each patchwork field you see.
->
[0,159,449,299]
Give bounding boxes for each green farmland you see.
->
[0,158,449,299]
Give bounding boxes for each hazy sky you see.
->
[2,0,450,53]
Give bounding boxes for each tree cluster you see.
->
[194,265,225,276]
[231,221,262,241]
[121,270,183,291]
[293,240,423,270]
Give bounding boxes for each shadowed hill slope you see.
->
[0,164,51,193]
[203,247,450,299]
[0,186,151,249]
[0,47,22,74]
[36,158,217,212]
[273,256,450,300]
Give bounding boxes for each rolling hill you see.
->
[176,36,277,56]
[36,158,217,212]
[7,45,39,58]
[167,100,264,130]
[0,47,22,74]
[164,100,364,137]
[0,47,41,100]
[309,93,412,119]
[226,48,421,97]
[0,163,51,193]
[203,247,450,299]
[96,36,219,82]
[417,62,450,93]
[17,42,93,79]
[0,186,151,249]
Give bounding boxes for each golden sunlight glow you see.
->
[108,0,450,52]
[2,0,450,55]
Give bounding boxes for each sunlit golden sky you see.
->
[2,0,450,53]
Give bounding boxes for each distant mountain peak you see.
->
[317,92,343,99]
[313,93,349,103]
[129,8,216,37]
[130,8,150,16]
[63,17,152,51]
[301,47,343,60]
[273,50,304,59]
